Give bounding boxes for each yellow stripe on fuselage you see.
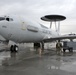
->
[19,16,26,30]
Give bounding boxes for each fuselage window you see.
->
[6,18,9,21]
[6,18,13,21]
[10,18,13,21]
[0,17,5,21]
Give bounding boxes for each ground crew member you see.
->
[56,40,62,54]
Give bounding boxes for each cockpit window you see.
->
[6,17,13,21]
[0,17,5,21]
[6,18,9,21]
[0,16,13,21]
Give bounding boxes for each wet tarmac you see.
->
[0,46,76,75]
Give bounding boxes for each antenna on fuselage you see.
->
[41,15,66,34]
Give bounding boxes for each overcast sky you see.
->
[0,0,76,34]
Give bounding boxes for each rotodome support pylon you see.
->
[41,15,66,33]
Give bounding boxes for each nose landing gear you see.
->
[10,45,18,52]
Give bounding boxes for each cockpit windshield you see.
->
[6,17,13,21]
[0,16,13,21]
[0,17,5,21]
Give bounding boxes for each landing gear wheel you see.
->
[63,49,66,52]
[14,45,18,52]
[10,45,14,52]
[10,45,18,52]
[34,43,41,49]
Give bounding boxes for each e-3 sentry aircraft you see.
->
[0,15,76,52]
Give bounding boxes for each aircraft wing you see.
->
[43,35,76,42]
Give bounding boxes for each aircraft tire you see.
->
[14,45,18,52]
[10,45,18,52]
[34,43,41,49]
[10,45,14,52]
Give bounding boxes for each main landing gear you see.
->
[10,45,18,52]
[34,42,44,51]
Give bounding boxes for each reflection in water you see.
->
[63,52,73,56]
[47,52,76,73]
[47,53,74,70]
[10,52,17,59]
[1,48,76,73]
[2,52,17,66]
[35,47,43,55]
[47,56,62,70]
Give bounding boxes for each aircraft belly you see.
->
[20,31,44,43]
